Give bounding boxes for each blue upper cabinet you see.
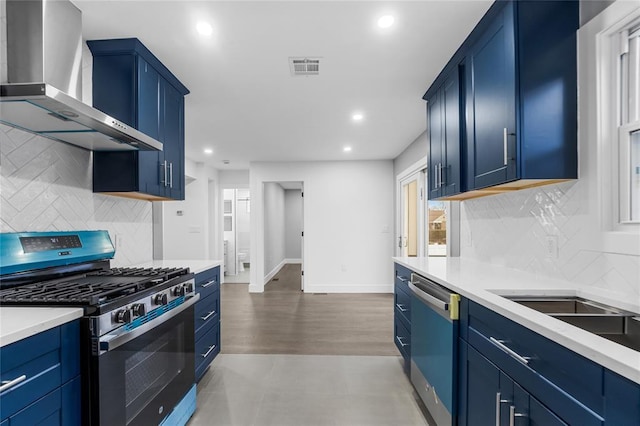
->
[428,67,462,199]
[424,0,579,199]
[88,38,190,201]
[465,1,516,190]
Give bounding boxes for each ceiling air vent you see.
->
[289,57,320,76]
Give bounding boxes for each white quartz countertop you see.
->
[393,256,640,384]
[0,307,84,348]
[132,259,222,275]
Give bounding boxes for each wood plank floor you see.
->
[221,264,398,356]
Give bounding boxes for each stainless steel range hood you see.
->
[0,0,162,152]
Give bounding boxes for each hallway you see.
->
[220,263,397,355]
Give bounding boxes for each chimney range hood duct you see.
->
[0,0,162,152]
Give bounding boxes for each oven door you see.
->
[89,295,198,426]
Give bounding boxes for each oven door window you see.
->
[96,305,195,426]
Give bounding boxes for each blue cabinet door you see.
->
[427,89,443,199]
[162,80,185,200]
[465,1,516,190]
[461,343,500,425]
[137,56,164,198]
[604,370,640,425]
[442,67,461,196]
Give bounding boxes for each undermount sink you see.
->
[505,296,640,352]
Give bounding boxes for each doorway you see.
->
[262,181,304,291]
[399,171,425,257]
[223,188,251,283]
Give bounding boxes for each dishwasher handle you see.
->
[409,282,449,312]
[409,273,460,320]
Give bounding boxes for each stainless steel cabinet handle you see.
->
[395,275,408,283]
[495,392,510,426]
[439,163,444,188]
[395,303,408,312]
[509,405,526,426]
[200,310,217,321]
[160,162,166,185]
[489,337,532,365]
[201,279,217,288]
[169,162,173,188]
[503,128,508,166]
[0,375,27,392]
[201,344,217,358]
[395,336,408,347]
[434,167,439,189]
[163,160,169,186]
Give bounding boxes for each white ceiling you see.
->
[75,1,492,170]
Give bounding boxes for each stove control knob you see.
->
[172,285,186,297]
[185,282,194,293]
[132,303,146,317]
[154,293,168,306]
[115,309,132,324]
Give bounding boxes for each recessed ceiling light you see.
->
[343,146,352,152]
[204,148,213,155]
[196,22,213,36]
[222,160,230,165]
[352,113,364,121]
[377,15,395,29]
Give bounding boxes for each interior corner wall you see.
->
[154,160,219,260]
[285,189,303,260]
[250,161,394,293]
[263,182,286,279]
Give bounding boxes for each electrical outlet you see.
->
[341,264,347,272]
[546,235,558,259]
[115,234,124,250]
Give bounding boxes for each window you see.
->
[619,23,640,223]
[427,201,447,257]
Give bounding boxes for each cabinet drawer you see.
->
[1,328,62,421]
[394,314,411,361]
[604,369,640,425]
[195,322,220,382]
[195,290,220,336]
[195,267,220,300]
[394,263,411,292]
[394,283,411,326]
[467,300,604,422]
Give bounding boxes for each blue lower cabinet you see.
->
[0,321,80,426]
[194,266,221,382]
[604,370,640,425]
[195,322,220,382]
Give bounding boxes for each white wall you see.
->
[263,183,286,278]
[285,189,303,260]
[250,161,394,293]
[235,188,251,259]
[0,125,153,266]
[219,170,250,187]
[154,159,219,261]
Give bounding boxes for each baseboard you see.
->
[264,259,287,285]
[284,258,302,264]
[248,283,263,293]
[304,284,394,294]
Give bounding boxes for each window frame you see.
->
[581,1,640,257]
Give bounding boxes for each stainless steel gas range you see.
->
[0,231,198,425]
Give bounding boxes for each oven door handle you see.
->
[99,294,200,353]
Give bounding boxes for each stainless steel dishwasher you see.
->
[409,272,460,426]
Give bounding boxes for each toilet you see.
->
[237,252,247,272]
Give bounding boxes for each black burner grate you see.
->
[0,267,189,307]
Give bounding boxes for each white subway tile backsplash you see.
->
[461,180,640,298]
[0,124,152,266]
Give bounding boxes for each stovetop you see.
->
[0,266,190,313]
